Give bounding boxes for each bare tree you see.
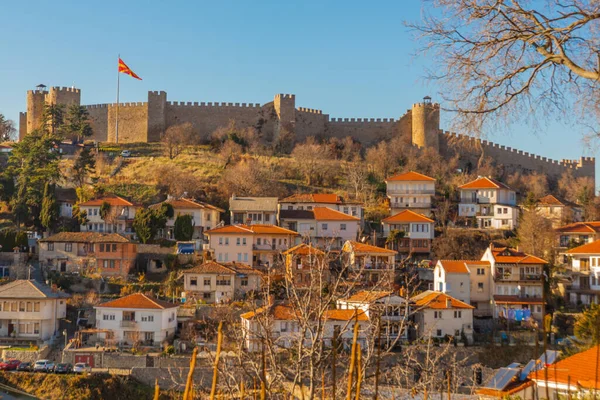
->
[162,123,195,159]
[291,138,331,186]
[409,1,600,134]
[514,209,556,260]
[0,114,16,142]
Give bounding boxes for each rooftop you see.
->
[313,207,360,221]
[343,291,395,303]
[206,224,298,235]
[39,232,131,243]
[382,209,434,223]
[79,194,136,207]
[537,194,579,208]
[152,197,224,212]
[529,345,600,390]
[411,290,474,309]
[0,280,70,299]
[282,243,326,256]
[565,239,600,255]
[385,171,436,182]
[459,177,512,190]
[229,196,279,212]
[96,293,179,310]
[184,261,262,275]
[555,221,600,234]
[280,193,342,204]
[342,240,397,255]
[491,247,547,265]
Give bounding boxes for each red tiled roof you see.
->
[411,291,474,309]
[282,243,325,256]
[537,195,565,206]
[555,221,600,234]
[565,239,600,254]
[40,232,131,243]
[529,345,600,389]
[382,210,434,223]
[206,224,297,235]
[79,195,136,207]
[344,291,394,303]
[491,247,547,264]
[185,261,262,275]
[240,304,299,320]
[438,260,471,274]
[313,207,360,221]
[323,309,368,322]
[158,198,224,212]
[476,381,535,397]
[342,241,397,255]
[97,293,179,309]
[386,171,436,182]
[459,177,512,190]
[206,225,254,234]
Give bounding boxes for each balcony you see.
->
[359,263,394,271]
[519,274,542,281]
[390,202,432,209]
[253,244,280,251]
[387,189,435,195]
[120,320,137,328]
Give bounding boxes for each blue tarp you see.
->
[177,242,195,254]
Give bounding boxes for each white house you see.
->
[411,291,474,343]
[535,195,583,228]
[279,193,364,227]
[307,207,360,249]
[79,195,139,235]
[182,261,263,304]
[229,196,279,225]
[337,291,408,347]
[564,240,600,305]
[381,210,434,261]
[0,280,69,343]
[240,303,369,352]
[205,224,297,269]
[433,260,472,304]
[56,188,77,218]
[555,221,600,250]
[481,245,546,322]
[94,293,179,347]
[458,177,519,229]
[385,171,436,216]
[151,197,223,242]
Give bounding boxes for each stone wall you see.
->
[326,118,397,145]
[295,108,328,139]
[107,103,148,143]
[84,104,109,142]
[2,345,50,363]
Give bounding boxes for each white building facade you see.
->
[458,177,519,229]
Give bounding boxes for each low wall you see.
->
[2,345,51,362]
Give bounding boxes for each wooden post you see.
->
[183,347,198,400]
[260,341,266,400]
[153,378,160,400]
[354,343,362,400]
[346,320,360,400]
[210,321,224,400]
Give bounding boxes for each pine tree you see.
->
[133,208,155,244]
[72,147,96,188]
[174,214,194,241]
[65,104,93,143]
[40,182,58,233]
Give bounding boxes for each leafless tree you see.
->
[408,1,600,134]
[162,123,195,159]
[515,209,556,260]
[291,138,332,186]
[344,157,370,202]
[0,114,16,142]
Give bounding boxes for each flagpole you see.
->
[116,54,120,144]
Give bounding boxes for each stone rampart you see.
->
[326,117,397,145]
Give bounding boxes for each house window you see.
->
[103,260,116,268]
[219,237,223,245]
[26,302,32,312]
[434,311,442,319]
[477,268,485,275]
[242,238,246,245]
[344,207,349,214]
[65,243,72,252]
[34,302,40,312]
[112,244,117,252]
[206,213,211,221]
[340,224,346,231]
[238,253,242,262]
[225,238,229,245]
[257,238,261,245]
[48,243,54,251]
[141,315,154,322]
[436,329,442,337]
[10,302,16,312]
[204,279,211,286]
[100,244,105,252]
[19,302,25,312]
[454,311,462,318]
[281,322,288,332]
[241,278,248,286]
[218,253,222,262]
[322,224,328,230]
[203,293,211,299]
[34,323,40,334]
[244,253,248,262]
[236,238,240,246]
[288,206,293,210]
[478,282,484,292]
[190,278,198,286]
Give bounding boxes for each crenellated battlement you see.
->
[297,107,323,114]
[149,91,167,96]
[85,104,109,109]
[166,101,261,108]
[329,117,396,123]
[413,102,440,109]
[50,86,80,94]
[26,90,48,95]
[274,93,295,100]
[441,130,594,171]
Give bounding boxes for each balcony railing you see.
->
[253,244,281,251]
[387,189,435,195]
[390,202,432,209]
[120,320,137,328]
[359,263,394,270]
[519,274,542,281]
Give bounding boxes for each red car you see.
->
[0,359,21,371]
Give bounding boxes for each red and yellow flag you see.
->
[118,58,142,80]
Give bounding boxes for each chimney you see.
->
[446,298,452,308]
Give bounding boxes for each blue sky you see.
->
[0,0,594,171]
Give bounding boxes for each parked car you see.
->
[53,363,73,374]
[73,363,91,374]
[16,362,33,372]
[120,150,131,157]
[33,360,53,372]
[0,359,21,371]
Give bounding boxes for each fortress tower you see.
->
[411,96,440,152]
[20,86,81,140]
[273,93,296,139]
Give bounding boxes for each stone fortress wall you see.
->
[18,87,595,184]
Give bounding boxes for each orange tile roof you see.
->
[476,381,534,397]
[313,207,360,221]
[159,198,224,212]
[185,261,262,275]
[491,247,547,264]
[537,195,566,206]
[529,345,600,389]
[79,195,136,207]
[459,177,512,190]
[565,239,600,254]
[342,241,397,255]
[282,243,326,256]
[206,224,297,235]
[386,171,436,182]
[555,221,600,234]
[97,293,179,309]
[322,309,368,321]
[344,291,394,303]
[411,291,474,309]
[240,304,299,320]
[280,193,342,204]
[40,232,131,243]
[382,209,434,223]
[438,260,471,274]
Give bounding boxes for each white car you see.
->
[120,150,131,157]
[33,359,53,372]
[73,363,92,374]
